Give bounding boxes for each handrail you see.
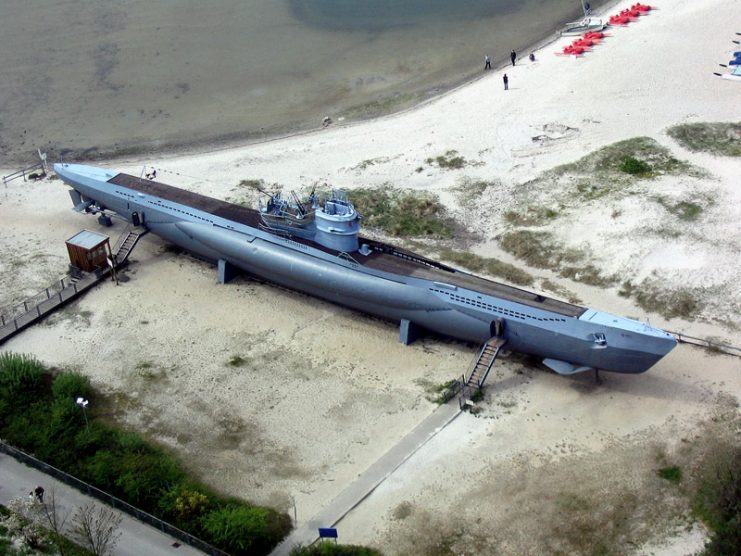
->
[0,274,76,322]
[667,331,740,357]
[0,441,229,556]
[2,162,45,185]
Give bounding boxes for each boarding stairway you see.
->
[459,336,507,408]
[112,227,148,266]
[0,227,147,346]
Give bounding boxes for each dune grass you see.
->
[667,122,741,156]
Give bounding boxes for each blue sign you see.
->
[318,527,338,539]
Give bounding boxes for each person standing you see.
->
[484,54,492,70]
[503,73,509,90]
[510,49,517,66]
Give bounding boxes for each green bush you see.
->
[619,156,651,175]
[657,465,682,484]
[290,541,384,555]
[202,505,292,555]
[51,371,93,403]
[0,353,45,415]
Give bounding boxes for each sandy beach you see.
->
[1,0,740,553]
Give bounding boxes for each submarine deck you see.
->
[109,173,586,318]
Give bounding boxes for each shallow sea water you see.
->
[0,0,592,164]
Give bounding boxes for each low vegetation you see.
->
[619,156,651,175]
[667,122,741,156]
[438,248,534,286]
[417,378,460,404]
[425,150,468,170]
[0,352,292,555]
[499,230,614,287]
[290,542,384,556]
[348,187,456,239]
[504,206,560,227]
[655,196,705,221]
[692,442,740,555]
[619,280,703,320]
[554,136,702,179]
[453,177,494,209]
[657,465,683,484]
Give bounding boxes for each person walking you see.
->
[34,486,45,503]
[503,73,509,90]
[484,54,492,70]
[510,49,517,66]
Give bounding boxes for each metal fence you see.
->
[0,441,230,556]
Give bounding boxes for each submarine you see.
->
[55,162,676,375]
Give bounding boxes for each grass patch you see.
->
[418,378,460,404]
[619,156,651,175]
[426,150,467,170]
[657,465,682,484]
[555,136,701,178]
[500,231,614,287]
[289,542,385,555]
[438,248,534,286]
[691,442,740,555]
[0,352,292,555]
[667,122,741,156]
[623,280,703,320]
[227,355,247,367]
[348,186,456,239]
[453,177,494,209]
[504,206,560,226]
[655,196,705,221]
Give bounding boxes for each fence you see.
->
[0,441,230,556]
[2,162,46,186]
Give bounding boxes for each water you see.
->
[0,0,591,165]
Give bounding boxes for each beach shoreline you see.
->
[2,0,614,169]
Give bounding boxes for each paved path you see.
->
[271,402,462,555]
[0,453,205,556]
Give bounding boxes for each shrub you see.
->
[201,505,292,555]
[290,541,384,555]
[51,371,92,402]
[0,353,45,416]
[657,465,682,484]
[619,156,651,175]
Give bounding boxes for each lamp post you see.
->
[76,397,89,433]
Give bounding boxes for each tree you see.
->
[38,487,72,555]
[71,503,122,556]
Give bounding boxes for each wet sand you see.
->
[0,0,590,165]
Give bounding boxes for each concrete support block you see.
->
[217,259,239,284]
[399,318,418,345]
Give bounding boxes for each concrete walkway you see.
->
[0,453,205,556]
[271,402,462,555]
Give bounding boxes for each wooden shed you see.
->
[66,230,111,272]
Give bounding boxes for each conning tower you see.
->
[314,191,360,252]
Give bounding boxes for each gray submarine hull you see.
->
[55,163,677,374]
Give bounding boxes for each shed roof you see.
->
[66,229,109,249]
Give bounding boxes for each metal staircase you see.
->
[458,336,507,409]
[113,228,148,266]
[465,337,507,389]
